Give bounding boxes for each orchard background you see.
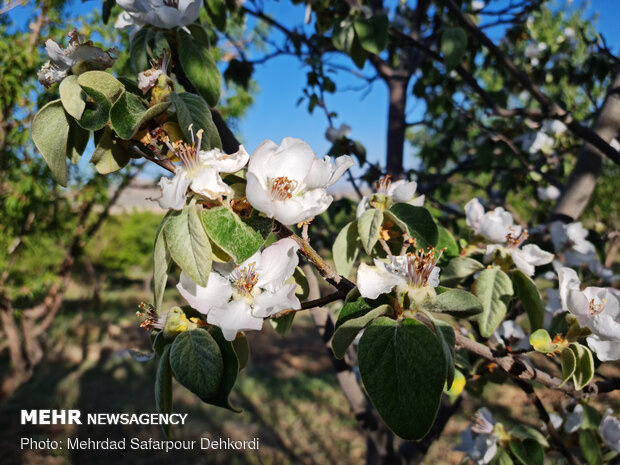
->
[0,0,619,464]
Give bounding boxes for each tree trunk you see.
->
[551,68,620,222]
[386,77,409,177]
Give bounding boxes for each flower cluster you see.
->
[465,198,553,276]
[356,175,424,218]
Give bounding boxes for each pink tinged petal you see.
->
[207,300,264,341]
[357,262,406,300]
[599,411,620,452]
[325,155,354,187]
[511,249,535,276]
[245,172,275,218]
[465,198,485,233]
[177,271,233,314]
[189,166,231,200]
[390,180,418,203]
[252,284,300,317]
[587,335,620,362]
[256,238,300,291]
[156,170,190,210]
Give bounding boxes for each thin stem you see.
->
[378,237,393,256]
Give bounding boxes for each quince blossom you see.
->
[325,123,351,143]
[177,238,301,341]
[37,30,116,88]
[455,408,500,465]
[465,198,553,276]
[246,137,354,225]
[356,175,424,218]
[557,266,620,361]
[600,410,620,452]
[115,0,201,30]
[156,129,249,210]
[357,247,442,308]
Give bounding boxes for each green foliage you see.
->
[441,27,467,70]
[389,204,438,249]
[177,28,221,107]
[332,220,361,278]
[440,256,484,287]
[357,208,383,254]
[511,270,545,332]
[474,267,514,337]
[358,317,447,440]
[110,92,170,139]
[31,100,71,185]
[155,345,173,437]
[433,289,483,318]
[170,92,222,150]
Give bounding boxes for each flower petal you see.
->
[248,139,279,185]
[326,155,354,187]
[465,198,485,234]
[587,335,620,361]
[391,180,418,203]
[156,170,190,210]
[199,145,249,173]
[256,238,300,292]
[357,261,406,299]
[189,165,232,200]
[252,284,300,318]
[177,271,233,315]
[246,172,276,218]
[207,300,264,341]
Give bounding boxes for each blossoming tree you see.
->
[30,0,620,464]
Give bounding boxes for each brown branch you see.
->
[514,380,582,465]
[442,0,620,166]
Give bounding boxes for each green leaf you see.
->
[512,270,545,332]
[169,330,223,403]
[333,220,361,278]
[232,335,250,371]
[67,120,89,165]
[389,204,439,249]
[358,317,447,440]
[353,15,389,54]
[335,291,389,329]
[130,28,154,73]
[77,71,124,102]
[332,18,368,68]
[177,29,221,106]
[436,226,459,257]
[433,289,483,318]
[579,429,603,465]
[428,317,456,389]
[271,312,296,337]
[165,204,212,287]
[110,91,171,139]
[560,347,577,386]
[530,329,559,354]
[207,327,240,411]
[474,268,514,337]
[358,208,383,254]
[201,206,268,263]
[509,439,543,465]
[153,212,172,312]
[76,86,111,131]
[440,256,484,287]
[170,92,222,151]
[91,126,131,174]
[580,403,603,431]
[490,449,514,465]
[332,304,391,359]
[59,75,86,119]
[102,0,115,24]
[151,31,169,58]
[204,0,227,31]
[187,23,211,49]
[155,345,173,438]
[510,425,550,448]
[31,100,70,186]
[570,343,594,390]
[441,27,468,71]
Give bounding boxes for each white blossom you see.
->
[325,123,351,143]
[600,410,620,452]
[156,129,249,210]
[542,119,567,136]
[564,404,583,433]
[537,185,561,201]
[357,248,442,305]
[115,0,201,30]
[177,238,301,341]
[356,176,424,218]
[37,30,116,88]
[521,131,554,154]
[455,409,499,465]
[246,137,354,225]
[524,42,547,59]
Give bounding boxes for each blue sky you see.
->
[10,0,620,177]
